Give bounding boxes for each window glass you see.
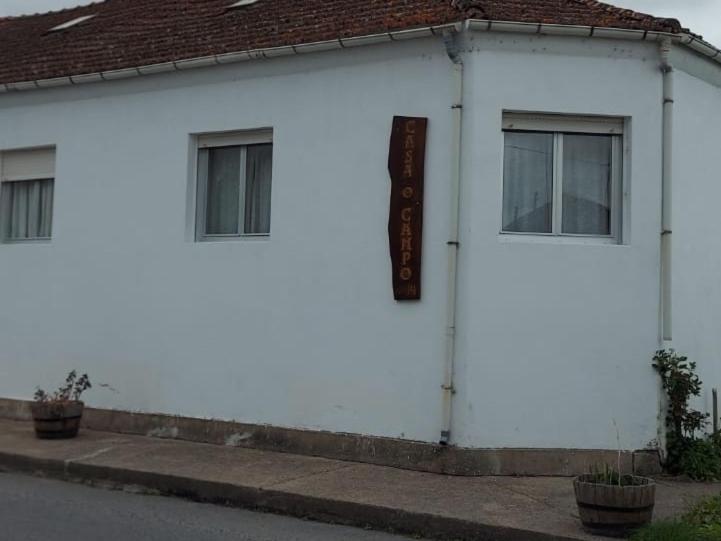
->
[562,134,612,236]
[205,146,241,235]
[502,132,554,233]
[197,137,273,240]
[244,144,272,235]
[2,178,54,240]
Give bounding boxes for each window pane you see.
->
[244,144,273,235]
[205,146,241,235]
[502,132,554,233]
[562,134,612,235]
[2,179,53,240]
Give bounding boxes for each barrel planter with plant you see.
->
[574,467,656,538]
[32,371,92,439]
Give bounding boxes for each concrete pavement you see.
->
[0,419,719,541]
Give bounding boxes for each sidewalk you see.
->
[0,419,719,541]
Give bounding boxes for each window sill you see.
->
[1,237,52,245]
[498,232,623,246]
[196,234,270,243]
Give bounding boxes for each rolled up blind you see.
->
[1,147,55,181]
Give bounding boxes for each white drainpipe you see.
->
[660,39,674,342]
[440,30,464,445]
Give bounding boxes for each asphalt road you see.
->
[0,472,419,541]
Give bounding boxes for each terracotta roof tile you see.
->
[0,0,683,85]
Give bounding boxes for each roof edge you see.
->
[1,19,719,94]
[0,23,461,93]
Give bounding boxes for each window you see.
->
[196,130,273,240]
[501,114,623,240]
[0,148,56,242]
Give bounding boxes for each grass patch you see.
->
[631,495,721,540]
[630,520,715,541]
[685,495,721,527]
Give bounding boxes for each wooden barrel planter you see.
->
[574,474,656,538]
[31,401,84,439]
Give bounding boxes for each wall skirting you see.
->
[0,398,661,477]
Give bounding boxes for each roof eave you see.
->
[1,19,719,94]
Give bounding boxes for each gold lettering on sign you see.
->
[401,121,414,282]
[400,206,413,278]
[399,119,417,282]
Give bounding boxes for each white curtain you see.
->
[244,144,272,235]
[2,179,54,239]
[502,132,554,233]
[562,135,612,235]
[204,147,241,235]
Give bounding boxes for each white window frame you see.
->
[501,113,624,243]
[195,129,273,242]
[0,147,56,244]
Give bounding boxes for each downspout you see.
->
[660,38,674,342]
[440,29,464,445]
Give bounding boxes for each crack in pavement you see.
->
[263,462,357,490]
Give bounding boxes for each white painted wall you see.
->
[670,58,721,421]
[0,33,683,450]
[453,34,664,450]
[0,40,453,443]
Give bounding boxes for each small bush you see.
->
[653,350,721,480]
[679,440,721,482]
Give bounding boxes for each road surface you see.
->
[0,472,420,541]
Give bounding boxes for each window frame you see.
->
[0,147,56,244]
[194,130,273,242]
[501,114,624,243]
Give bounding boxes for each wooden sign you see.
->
[388,116,427,301]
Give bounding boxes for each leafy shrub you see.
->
[679,440,721,482]
[653,350,721,480]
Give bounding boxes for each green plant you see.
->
[684,495,721,532]
[630,520,716,541]
[586,463,647,487]
[34,370,92,403]
[679,440,721,482]
[631,496,721,540]
[652,350,718,478]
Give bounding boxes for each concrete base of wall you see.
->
[0,398,661,477]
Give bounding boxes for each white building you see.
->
[1,0,720,473]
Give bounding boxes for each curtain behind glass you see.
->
[2,179,53,240]
[205,146,241,235]
[502,132,554,233]
[244,144,273,235]
[562,135,612,235]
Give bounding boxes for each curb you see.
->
[0,451,583,541]
[0,399,662,478]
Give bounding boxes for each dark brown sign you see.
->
[388,116,427,301]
